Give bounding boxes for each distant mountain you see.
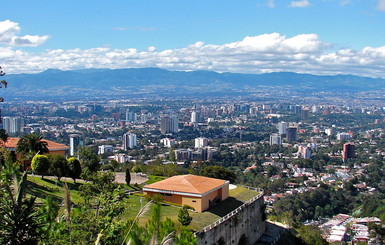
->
[5,68,385,98]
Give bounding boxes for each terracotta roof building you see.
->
[143,174,230,212]
[2,137,70,169]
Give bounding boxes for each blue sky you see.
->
[1,0,385,77]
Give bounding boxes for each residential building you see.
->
[122,132,137,150]
[270,133,282,145]
[143,174,229,212]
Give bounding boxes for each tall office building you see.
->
[122,132,137,150]
[191,111,201,123]
[269,134,282,145]
[277,122,288,135]
[342,143,355,162]
[160,116,178,134]
[286,127,297,142]
[294,105,302,114]
[70,134,82,156]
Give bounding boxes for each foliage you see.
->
[77,146,100,172]
[48,154,68,181]
[297,225,328,245]
[178,206,193,226]
[0,171,43,244]
[16,133,49,160]
[67,157,82,183]
[126,168,131,185]
[31,154,50,177]
[201,165,236,183]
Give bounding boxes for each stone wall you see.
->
[195,187,266,245]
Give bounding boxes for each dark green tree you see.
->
[48,154,68,181]
[67,157,82,183]
[125,168,131,185]
[178,206,192,226]
[77,146,100,172]
[31,154,50,179]
[201,165,236,183]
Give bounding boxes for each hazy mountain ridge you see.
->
[6,68,385,98]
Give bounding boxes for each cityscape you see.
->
[2,0,385,244]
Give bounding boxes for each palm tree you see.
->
[16,133,49,161]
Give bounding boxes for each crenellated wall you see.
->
[195,187,266,245]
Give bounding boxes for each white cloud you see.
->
[378,0,385,11]
[0,20,48,47]
[267,0,275,8]
[340,0,351,6]
[289,0,310,8]
[2,32,385,78]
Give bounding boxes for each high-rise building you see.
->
[337,132,351,141]
[2,117,24,133]
[70,134,82,156]
[160,116,178,134]
[286,127,297,142]
[98,145,113,155]
[298,145,311,159]
[191,111,201,123]
[301,108,310,120]
[342,143,355,162]
[195,137,209,148]
[269,133,282,145]
[122,132,137,150]
[294,105,302,114]
[277,122,288,135]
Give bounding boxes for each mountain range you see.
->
[4,68,385,99]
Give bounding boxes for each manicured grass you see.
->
[27,176,84,204]
[144,175,167,185]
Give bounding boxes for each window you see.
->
[192,200,196,203]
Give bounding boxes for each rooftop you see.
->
[143,174,229,195]
[3,137,70,151]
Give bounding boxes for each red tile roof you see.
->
[143,174,229,195]
[3,137,69,151]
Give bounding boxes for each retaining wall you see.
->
[195,187,266,245]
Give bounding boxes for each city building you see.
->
[98,145,114,154]
[277,122,288,135]
[301,108,310,120]
[269,133,282,145]
[2,117,25,133]
[298,145,311,159]
[70,134,82,156]
[191,111,201,123]
[342,143,355,162]
[122,132,137,150]
[143,174,229,212]
[160,116,178,134]
[286,127,297,142]
[160,138,175,148]
[337,132,352,141]
[195,137,208,148]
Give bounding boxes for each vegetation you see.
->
[178,206,192,226]
[31,154,50,178]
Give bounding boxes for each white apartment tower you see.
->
[123,132,137,150]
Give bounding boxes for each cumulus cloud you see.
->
[378,0,385,11]
[289,0,310,8]
[2,32,385,78]
[0,20,48,47]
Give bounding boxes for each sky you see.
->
[1,0,385,77]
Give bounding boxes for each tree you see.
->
[201,165,236,183]
[31,154,50,179]
[0,66,7,125]
[67,157,82,183]
[77,146,100,172]
[48,154,68,181]
[125,168,131,185]
[16,133,49,160]
[178,206,192,226]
